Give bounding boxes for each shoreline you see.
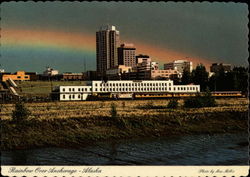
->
[1,106,248,151]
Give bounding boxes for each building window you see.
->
[78,88,80,91]
[78,95,81,98]
[69,88,71,92]
[17,76,21,79]
[72,88,75,91]
[69,95,71,99]
[63,95,65,99]
[62,88,65,92]
[72,95,75,99]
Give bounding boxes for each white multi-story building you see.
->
[54,80,200,101]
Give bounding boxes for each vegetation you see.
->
[208,67,248,94]
[178,64,248,93]
[167,98,179,109]
[110,103,117,119]
[184,90,216,108]
[1,98,248,150]
[17,81,87,97]
[12,101,31,123]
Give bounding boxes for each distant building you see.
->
[62,73,84,81]
[151,69,180,80]
[1,71,30,82]
[210,63,231,73]
[85,71,98,81]
[0,69,5,73]
[136,54,159,72]
[136,55,151,72]
[106,65,132,80]
[43,67,59,76]
[118,43,136,67]
[25,72,39,81]
[96,25,120,75]
[164,60,193,74]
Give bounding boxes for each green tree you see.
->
[181,69,192,84]
[191,64,209,91]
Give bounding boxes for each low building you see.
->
[62,73,84,81]
[164,60,193,73]
[151,69,180,79]
[43,67,59,76]
[25,72,39,81]
[106,65,132,80]
[54,80,200,101]
[1,71,30,82]
[210,63,231,73]
[84,71,99,81]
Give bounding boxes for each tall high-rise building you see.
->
[96,25,120,75]
[118,43,136,67]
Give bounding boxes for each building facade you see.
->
[43,67,59,76]
[96,25,120,75]
[118,43,136,67]
[55,80,200,101]
[151,69,180,79]
[164,60,193,73]
[1,71,30,82]
[62,73,84,81]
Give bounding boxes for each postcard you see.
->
[0,1,249,177]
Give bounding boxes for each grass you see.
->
[17,81,87,97]
[0,98,248,120]
[1,98,248,150]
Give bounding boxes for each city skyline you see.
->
[1,2,248,73]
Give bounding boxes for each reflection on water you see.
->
[1,133,249,165]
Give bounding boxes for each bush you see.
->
[12,101,31,123]
[202,89,217,107]
[110,103,117,119]
[184,90,216,108]
[167,99,179,109]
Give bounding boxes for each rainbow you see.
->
[2,28,213,69]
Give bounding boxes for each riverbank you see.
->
[1,98,248,150]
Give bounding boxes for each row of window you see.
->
[62,88,91,92]
[95,82,172,87]
[173,87,198,91]
[95,87,171,92]
[16,76,29,79]
[62,94,83,99]
[60,85,198,93]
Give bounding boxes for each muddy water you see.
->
[1,133,248,165]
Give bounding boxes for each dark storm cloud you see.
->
[2,1,248,66]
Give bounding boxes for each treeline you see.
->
[172,64,248,93]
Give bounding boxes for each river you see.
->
[1,133,248,165]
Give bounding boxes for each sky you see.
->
[1,2,248,73]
